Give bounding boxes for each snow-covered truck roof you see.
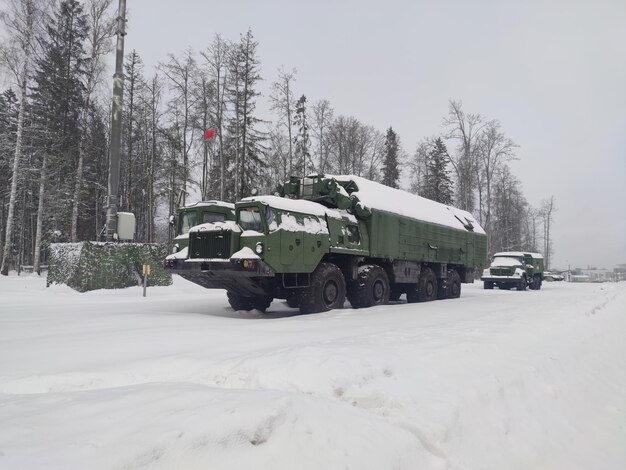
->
[180,200,235,210]
[241,195,343,219]
[495,251,544,259]
[329,175,486,234]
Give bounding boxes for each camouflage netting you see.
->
[48,242,172,292]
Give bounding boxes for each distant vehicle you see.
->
[481,251,544,291]
[543,271,564,282]
[170,201,235,253]
[164,174,487,314]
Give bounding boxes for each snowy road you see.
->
[1,276,625,469]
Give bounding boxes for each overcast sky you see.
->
[119,0,626,269]
[6,0,621,270]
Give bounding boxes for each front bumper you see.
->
[481,274,522,282]
[164,257,275,296]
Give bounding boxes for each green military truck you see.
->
[164,175,487,314]
[481,251,544,291]
[170,201,235,253]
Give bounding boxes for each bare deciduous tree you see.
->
[0,0,46,275]
[541,196,556,270]
[70,0,115,242]
[269,66,296,175]
[443,100,485,212]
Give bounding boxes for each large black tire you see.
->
[447,270,462,298]
[484,281,494,290]
[417,267,438,302]
[347,264,390,309]
[299,262,346,314]
[517,275,527,291]
[529,274,542,290]
[227,292,273,312]
[286,293,300,308]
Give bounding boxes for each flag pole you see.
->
[105,0,127,241]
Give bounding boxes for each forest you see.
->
[0,0,556,275]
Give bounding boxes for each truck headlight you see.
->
[172,244,179,254]
[255,242,264,255]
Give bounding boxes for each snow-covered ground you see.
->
[1,275,625,470]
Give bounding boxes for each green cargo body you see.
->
[165,175,487,314]
[365,209,486,268]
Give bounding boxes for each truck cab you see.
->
[171,201,235,253]
[482,251,544,290]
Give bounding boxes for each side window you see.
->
[346,225,360,244]
[202,212,226,224]
[179,212,197,234]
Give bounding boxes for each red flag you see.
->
[204,128,215,140]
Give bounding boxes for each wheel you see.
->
[299,262,346,314]
[389,286,403,301]
[531,274,542,290]
[417,267,437,302]
[347,264,390,309]
[517,275,527,291]
[447,270,462,298]
[251,296,273,311]
[286,293,300,308]
[484,281,494,290]
[227,292,273,312]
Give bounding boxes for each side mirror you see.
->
[169,215,176,226]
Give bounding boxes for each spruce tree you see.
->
[422,137,454,205]
[225,29,265,199]
[30,0,89,241]
[381,127,400,188]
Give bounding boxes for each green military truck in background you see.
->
[481,251,544,291]
[164,175,487,314]
[170,201,235,253]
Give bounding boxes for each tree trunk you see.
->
[33,153,48,274]
[1,50,31,275]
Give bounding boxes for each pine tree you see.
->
[30,0,89,265]
[381,127,400,188]
[225,29,265,199]
[422,137,454,205]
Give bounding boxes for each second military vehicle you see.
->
[165,175,487,314]
[170,201,235,253]
[481,251,544,290]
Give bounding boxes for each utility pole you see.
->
[105,0,127,241]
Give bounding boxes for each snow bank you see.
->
[330,175,486,234]
[1,276,624,469]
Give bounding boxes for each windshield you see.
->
[202,212,226,224]
[178,212,197,235]
[238,207,263,232]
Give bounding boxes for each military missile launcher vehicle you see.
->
[481,251,544,291]
[170,201,235,253]
[164,175,487,314]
